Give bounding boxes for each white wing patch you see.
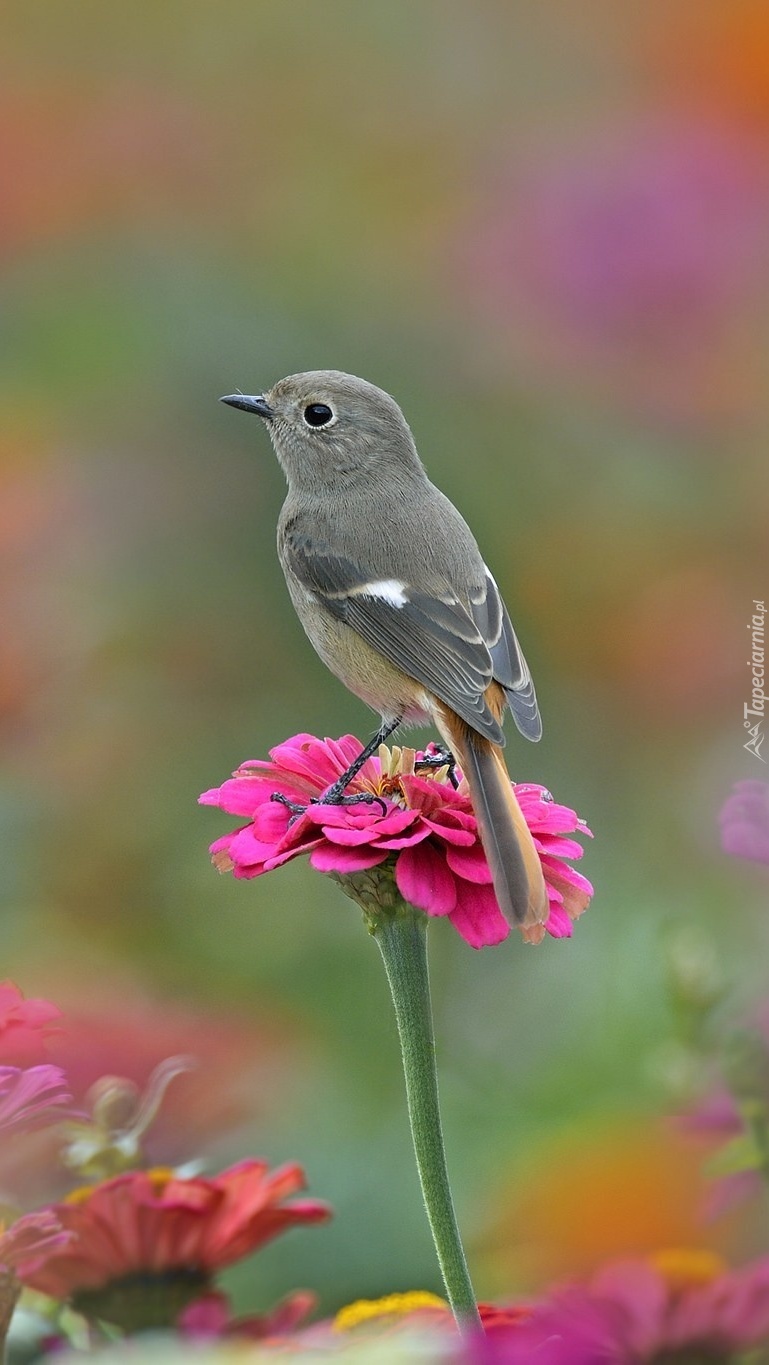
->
[353,578,409,608]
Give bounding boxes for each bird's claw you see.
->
[270,789,388,819]
[270,792,308,823]
[415,744,459,788]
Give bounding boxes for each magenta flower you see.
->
[0,1065,75,1135]
[474,1252,769,1363]
[200,734,592,949]
[461,118,769,426]
[719,780,769,866]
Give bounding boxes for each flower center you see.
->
[72,1268,211,1332]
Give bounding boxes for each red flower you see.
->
[200,734,592,949]
[19,1161,331,1331]
[0,982,61,1067]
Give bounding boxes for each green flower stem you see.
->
[372,905,481,1334]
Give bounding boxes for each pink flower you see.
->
[200,735,592,950]
[0,1212,72,1275]
[0,982,61,1066]
[179,1287,317,1341]
[0,1065,75,1135]
[684,1000,769,1216]
[19,1160,331,1330]
[460,118,769,427]
[473,1251,769,1363]
[719,780,769,866]
[0,1213,73,1346]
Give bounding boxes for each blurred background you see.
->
[2,0,769,1317]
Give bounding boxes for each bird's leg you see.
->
[318,716,402,805]
[415,743,459,789]
[270,717,402,820]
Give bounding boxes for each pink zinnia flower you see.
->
[719,780,769,866]
[200,734,592,950]
[0,1211,72,1275]
[0,1212,73,1346]
[0,1065,75,1135]
[0,982,61,1066]
[19,1160,331,1331]
[473,1251,769,1363]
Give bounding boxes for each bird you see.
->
[220,371,548,933]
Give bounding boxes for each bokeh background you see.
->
[2,0,769,1318]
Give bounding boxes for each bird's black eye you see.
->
[303,403,334,428]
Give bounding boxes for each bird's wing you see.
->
[282,525,507,745]
[470,570,542,741]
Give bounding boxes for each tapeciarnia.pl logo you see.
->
[744,599,766,761]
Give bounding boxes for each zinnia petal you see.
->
[445,842,495,884]
[449,882,510,948]
[395,844,457,916]
[309,845,389,874]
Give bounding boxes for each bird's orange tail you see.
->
[435,706,548,935]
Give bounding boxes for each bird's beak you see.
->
[219,393,275,418]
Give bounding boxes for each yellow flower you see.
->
[334,1290,446,1332]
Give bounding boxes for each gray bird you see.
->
[221,371,547,934]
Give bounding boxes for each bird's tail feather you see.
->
[435,707,548,934]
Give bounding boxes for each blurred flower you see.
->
[719,780,769,866]
[0,1211,72,1353]
[685,1010,769,1217]
[0,1211,71,1274]
[332,1292,527,1347]
[0,984,293,1211]
[19,1160,331,1331]
[481,1118,738,1291]
[462,118,769,425]
[0,982,61,1067]
[0,1065,74,1135]
[334,1291,448,1333]
[200,734,592,950]
[59,1055,196,1182]
[474,1250,769,1363]
[44,1331,452,1364]
[48,984,290,1162]
[179,1287,317,1342]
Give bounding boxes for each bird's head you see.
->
[220,370,423,493]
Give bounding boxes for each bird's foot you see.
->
[415,744,459,788]
[315,784,389,816]
[270,789,388,819]
[270,792,308,821]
